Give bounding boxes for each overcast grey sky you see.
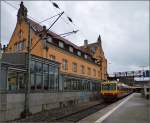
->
[1,1,149,74]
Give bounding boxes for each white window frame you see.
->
[84,54,88,59]
[59,41,64,48]
[77,51,81,56]
[69,46,73,53]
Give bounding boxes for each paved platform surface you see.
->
[79,93,150,123]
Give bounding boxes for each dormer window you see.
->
[77,51,81,56]
[84,54,88,59]
[47,37,52,43]
[69,46,73,53]
[59,41,64,48]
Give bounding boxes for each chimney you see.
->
[42,25,47,32]
[3,45,6,52]
[84,39,88,48]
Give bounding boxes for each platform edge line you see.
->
[95,93,135,123]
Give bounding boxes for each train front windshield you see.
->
[102,83,116,91]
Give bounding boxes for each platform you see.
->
[79,93,150,123]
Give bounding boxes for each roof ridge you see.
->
[80,42,98,47]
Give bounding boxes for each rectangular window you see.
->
[93,69,96,76]
[18,73,25,90]
[43,64,49,73]
[62,59,68,70]
[18,42,21,51]
[14,44,17,52]
[47,37,52,43]
[15,41,25,52]
[49,73,54,90]
[49,65,58,91]
[84,54,88,59]
[36,74,42,89]
[72,63,77,72]
[77,51,81,56]
[80,65,85,74]
[30,60,35,73]
[20,41,25,50]
[31,74,35,90]
[69,46,73,53]
[7,71,25,91]
[50,55,55,61]
[7,71,17,91]
[98,71,101,77]
[59,41,64,48]
[35,62,42,73]
[87,67,91,75]
[44,74,49,90]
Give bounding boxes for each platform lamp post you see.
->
[23,22,32,118]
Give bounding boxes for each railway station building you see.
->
[0,2,107,121]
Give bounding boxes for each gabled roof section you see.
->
[80,42,101,56]
[80,35,104,56]
[27,18,88,54]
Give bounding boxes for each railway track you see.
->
[15,99,118,122]
[51,102,110,123]
[15,101,103,122]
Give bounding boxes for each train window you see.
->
[109,86,113,90]
[101,83,116,90]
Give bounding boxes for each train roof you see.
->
[101,81,129,86]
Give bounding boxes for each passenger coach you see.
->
[101,81,132,101]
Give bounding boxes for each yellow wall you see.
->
[46,45,101,80]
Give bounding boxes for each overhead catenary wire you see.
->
[3,1,85,51]
[3,1,63,51]
[50,0,86,39]
[48,0,75,31]
[31,12,65,51]
[4,0,85,39]
[38,12,61,24]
